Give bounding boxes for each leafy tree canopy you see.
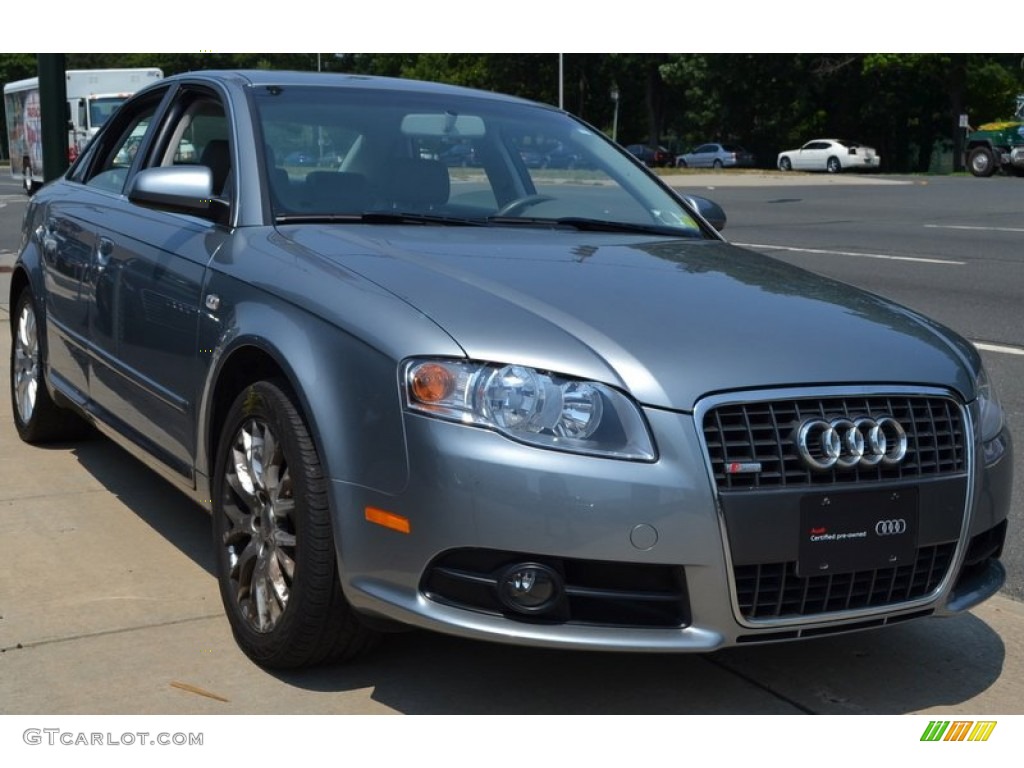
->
[2,53,1022,171]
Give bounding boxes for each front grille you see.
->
[422,548,689,628]
[735,542,955,619]
[703,395,966,490]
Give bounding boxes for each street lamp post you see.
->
[610,85,620,143]
[558,54,564,110]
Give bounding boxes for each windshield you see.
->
[252,85,704,236]
[88,96,128,130]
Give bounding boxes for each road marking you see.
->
[973,341,1024,357]
[925,224,1024,234]
[737,242,964,266]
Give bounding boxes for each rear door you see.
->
[40,89,167,403]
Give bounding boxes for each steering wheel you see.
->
[493,194,556,217]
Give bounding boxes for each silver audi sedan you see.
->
[9,70,1012,668]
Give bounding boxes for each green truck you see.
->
[965,94,1024,177]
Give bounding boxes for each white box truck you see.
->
[4,67,163,193]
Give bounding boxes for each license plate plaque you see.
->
[797,488,918,578]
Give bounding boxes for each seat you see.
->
[379,158,450,211]
[264,144,293,210]
[199,139,231,197]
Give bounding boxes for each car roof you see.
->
[154,69,541,107]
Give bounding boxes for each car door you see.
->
[692,144,713,168]
[39,90,168,405]
[797,141,829,170]
[76,85,232,480]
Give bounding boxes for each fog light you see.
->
[497,563,562,613]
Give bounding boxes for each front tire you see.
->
[10,289,89,443]
[968,146,996,177]
[779,157,792,171]
[212,380,379,668]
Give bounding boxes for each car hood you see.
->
[279,225,977,411]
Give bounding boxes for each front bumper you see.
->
[330,387,1011,651]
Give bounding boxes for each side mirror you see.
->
[679,193,727,232]
[127,166,216,214]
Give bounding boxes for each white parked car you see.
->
[777,139,880,173]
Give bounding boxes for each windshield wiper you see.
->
[275,212,486,226]
[486,216,701,237]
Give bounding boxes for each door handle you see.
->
[95,237,114,272]
[37,221,58,257]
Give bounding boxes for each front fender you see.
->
[195,280,415,501]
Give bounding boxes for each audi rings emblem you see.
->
[796,416,908,471]
[875,519,908,536]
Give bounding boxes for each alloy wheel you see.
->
[13,301,39,426]
[221,417,297,633]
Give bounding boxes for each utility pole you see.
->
[558,54,564,110]
[38,54,69,183]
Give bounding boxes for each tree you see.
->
[0,54,38,159]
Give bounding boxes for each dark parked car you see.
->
[10,70,1012,669]
[624,143,673,167]
[675,143,756,169]
[515,143,548,169]
[542,141,588,170]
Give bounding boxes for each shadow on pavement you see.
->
[70,437,215,577]
[263,606,1004,715]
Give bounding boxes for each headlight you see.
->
[975,366,1006,443]
[975,367,1008,465]
[404,359,656,460]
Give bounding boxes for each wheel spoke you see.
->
[270,467,294,516]
[232,538,260,590]
[251,544,290,631]
[17,377,35,423]
[272,528,296,549]
[244,421,268,493]
[14,306,39,422]
[220,504,252,547]
[18,307,36,349]
[226,465,260,511]
[221,411,299,635]
[267,549,292,603]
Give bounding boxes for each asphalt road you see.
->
[666,172,1023,602]
[2,170,1024,717]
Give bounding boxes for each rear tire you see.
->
[22,159,36,196]
[826,156,842,174]
[10,289,90,443]
[212,379,379,669]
